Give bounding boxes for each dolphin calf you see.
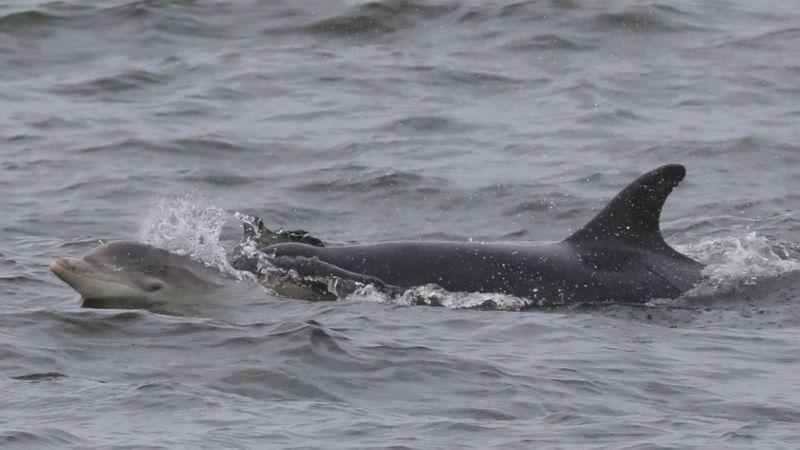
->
[237,164,704,305]
[50,241,234,314]
[50,239,338,313]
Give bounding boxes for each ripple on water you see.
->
[11,372,68,381]
[708,27,800,51]
[0,428,86,448]
[302,1,458,38]
[0,10,66,38]
[381,115,472,134]
[78,137,251,157]
[53,69,168,97]
[296,169,449,195]
[589,5,703,33]
[180,170,255,187]
[503,34,589,52]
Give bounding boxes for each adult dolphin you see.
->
[238,164,705,304]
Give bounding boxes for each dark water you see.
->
[2,0,800,448]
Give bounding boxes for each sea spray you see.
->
[138,192,239,277]
[678,232,800,296]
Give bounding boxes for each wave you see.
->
[0,9,65,38]
[504,34,588,52]
[381,115,471,133]
[53,69,168,96]
[297,169,448,195]
[589,8,701,33]
[78,137,252,157]
[302,1,459,38]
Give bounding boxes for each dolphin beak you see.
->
[50,257,73,277]
[50,257,92,286]
[51,257,79,274]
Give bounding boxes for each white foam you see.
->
[333,282,532,311]
[398,284,533,310]
[335,282,394,304]
[678,232,800,296]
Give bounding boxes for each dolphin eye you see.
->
[145,282,163,292]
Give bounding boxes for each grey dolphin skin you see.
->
[241,164,704,304]
[50,241,229,313]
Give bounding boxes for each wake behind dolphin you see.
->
[51,164,705,310]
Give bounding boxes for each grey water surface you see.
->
[2,1,800,448]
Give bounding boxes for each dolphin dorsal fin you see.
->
[565,164,686,249]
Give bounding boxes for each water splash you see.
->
[678,232,800,296]
[396,284,533,310]
[334,282,532,311]
[232,213,262,261]
[138,192,235,275]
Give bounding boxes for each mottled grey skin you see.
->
[239,164,704,304]
[51,241,228,313]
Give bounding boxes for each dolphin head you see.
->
[51,241,222,311]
